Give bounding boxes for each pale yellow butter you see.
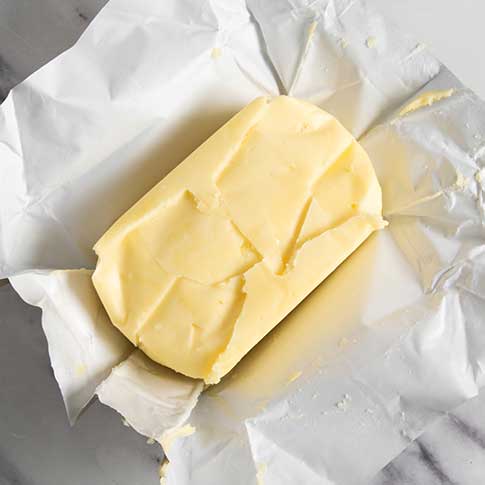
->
[93,96,385,384]
[399,89,455,116]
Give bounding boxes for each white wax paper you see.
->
[1,0,484,484]
[97,350,203,442]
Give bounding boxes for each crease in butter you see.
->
[92,96,386,384]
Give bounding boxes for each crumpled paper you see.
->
[1,0,484,484]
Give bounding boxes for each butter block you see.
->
[93,96,385,384]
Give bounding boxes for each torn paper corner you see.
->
[10,269,133,424]
[96,350,203,442]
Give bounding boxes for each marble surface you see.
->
[1,1,485,484]
[371,390,485,485]
[0,0,105,101]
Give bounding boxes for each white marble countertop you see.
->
[1,1,485,484]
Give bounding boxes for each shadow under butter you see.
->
[35,104,240,269]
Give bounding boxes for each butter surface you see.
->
[93,96,385,383]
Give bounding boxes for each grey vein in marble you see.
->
[370,390,485,485]
[0,54,17,101]
[0,0,107,103]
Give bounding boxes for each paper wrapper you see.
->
[1,0,484,483]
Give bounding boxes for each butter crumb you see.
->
[288,370,302,383]
[256,463,267,485]
[335,393,351,411]
[122,418,130,427]
[211,47,222,59]
[161,424,196,452]
[160,459,170,485]
[399,89,455,117]
[475,168,485,185]
[454,170,469,191]
[308,21,318,37]
[339,37,349,49]
[146,437,156,445]
[365,36,377,48]
[338,336,350,348]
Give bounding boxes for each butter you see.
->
[365,36,377,49]
[399,89,455,116]
[159,460,170,485]
[93,96,385,384]
[210,47,222,59]
[287,370,302,384]
[160,424,196,452]
[256,463,267,485]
